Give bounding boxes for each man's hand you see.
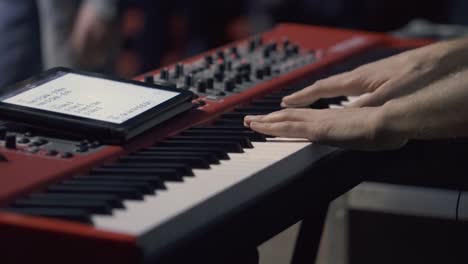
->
[246,68,468,150]
[244,38,468,151]
[70,1,116,68]
[244,108,408,151]
[282,39,468,108]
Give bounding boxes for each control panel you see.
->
[0,123,103,159]
[144,37,317,101]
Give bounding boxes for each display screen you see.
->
[0,73,179,124]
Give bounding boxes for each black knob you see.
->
[174,64,184,78]
[206,78,214,89]
[248,39,256,52]
[0,126,6,140]
[184,74,194,87]
[229,46,238,55]
[243,63,252,73]
[75,145,89,153]
[89,141,101,148]
[224,79,235,92]
[263,65,272,76]
[5,134,16,149]
[214,71,224,82]
[216,62,225,73]
[61,152,74,159]
[243,72,251,82]
[196,80,206,93]
[291,45,299,55]
[144,75,154,84]
[255,68,264,79]
[46,149,58,156]
[205,55,213,65]
[160,68,169,80]
[235,74,243,85]
[263,47,271,58]
[17,137,30,144]
[286,45,299,57]
[229,46,239,59]
[269,42,278,52]
[216,50,225,60]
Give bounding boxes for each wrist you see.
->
[433,38,468,73]
[372,101,412,149]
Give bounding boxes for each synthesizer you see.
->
[0,24,428,263]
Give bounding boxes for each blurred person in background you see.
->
[0,0,42,90]
[0,0,122,91]
[37,0,122,73]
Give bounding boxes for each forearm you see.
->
[84,0,119,21]
[380,68,468,141]
[420,37,468,75]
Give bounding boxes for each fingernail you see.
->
[244,115,261,122]
[249,121,259,128]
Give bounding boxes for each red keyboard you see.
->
[0,24,428,263]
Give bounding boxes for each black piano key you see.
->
[213,118,245,126]
[102,163,193,176]
[168,135,253,148]
[157,140,244,153]
[141,147,229,159]
[90,167,184,181]
[4,208,92,224]
[310,99,330,109]
[234,106,283,113]
[119,156,211,169]
[74,175,166,189]
[28,193,124,209]
[11,199,112,215]
[48,185,144,200]
[191,125,250,131]
[60,180,155,195]
[249,99,282,106]
[181,130,266,142]
[220,112,264,120]
[130,151,220,164]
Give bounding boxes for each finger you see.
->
[348,78,406,107]
[249,121,311,139]
[244,108,313,126]
[244,114,265,127]
[281,72,369,107]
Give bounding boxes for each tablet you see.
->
[0,68,194,144]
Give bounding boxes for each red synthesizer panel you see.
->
[0,24,429,263]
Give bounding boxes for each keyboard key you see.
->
[28,193,124,208]
[157,140,244,153]
[74,175,165,189]
[168,136,253,148]
[4,208,92,224]
[130,151,220,164]
[11,199,113,215]
[48,185,144,200]
[141,147,229,160]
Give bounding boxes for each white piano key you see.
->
[92,138,312,235]
[329,104,343,108]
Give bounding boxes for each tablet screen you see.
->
[0,72,179,124]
